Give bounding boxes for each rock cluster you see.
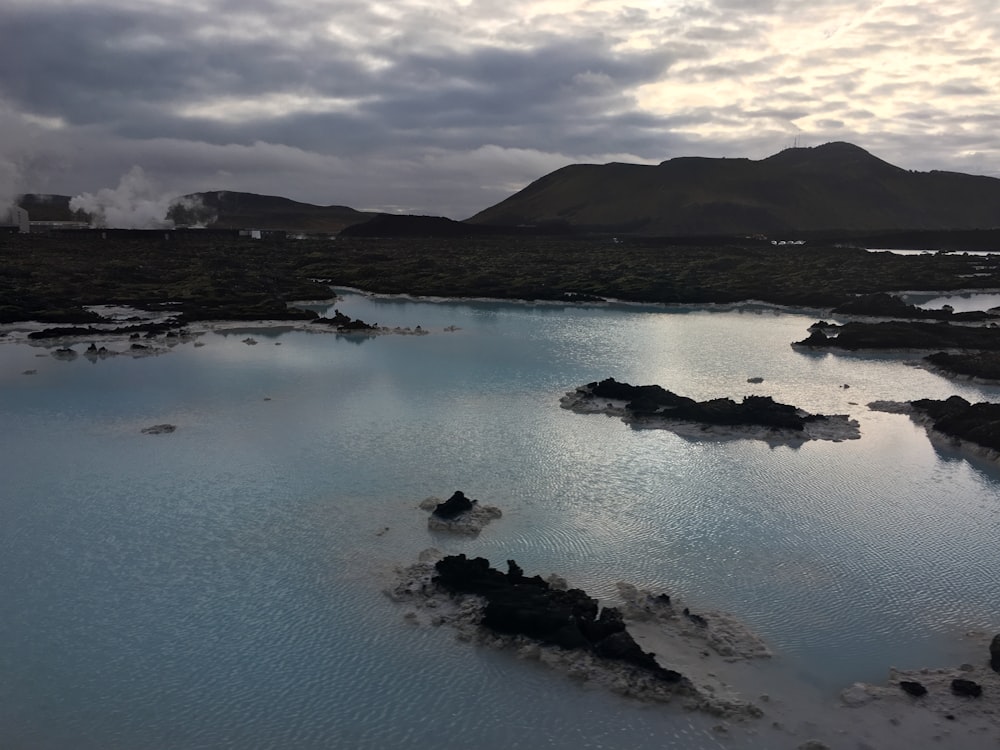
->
[432,554,685,684]
[906,396,1000,454]
[830,292,996,322]
[419,492,502,536]
[141,424,177,435]
[562,378,859,442]
[572,378,813,430]
[795,320,1000,351]
[312,309,378,331]
[431,491,474,518]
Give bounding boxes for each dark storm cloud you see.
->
[1,2,670,147]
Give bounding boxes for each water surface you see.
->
[3,292,999,749]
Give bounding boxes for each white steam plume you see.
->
[70,166,208,229]
[0,156,22,221]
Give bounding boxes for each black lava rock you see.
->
[900,681,927,697]
[432,491,475,519]
[951,678,982,697]
[433,554,684,684]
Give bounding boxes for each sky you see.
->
[2,0,999,220]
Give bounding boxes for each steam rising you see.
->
[69,166,207,229]
[0,156,22,221]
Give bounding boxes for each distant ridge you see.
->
[14,191,375,232]
[337,212,572,237]
[466,142,1000,235]
[171,191,374,232]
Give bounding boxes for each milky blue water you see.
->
[904,290,1000,313]
[3,292,1000,749]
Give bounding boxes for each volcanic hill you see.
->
[466,142,1000,235]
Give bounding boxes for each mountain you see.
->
[466,142,1000,235]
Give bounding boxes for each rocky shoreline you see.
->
[2,311,452,364]
[839,631,1000,746]
[794,320,1000,352]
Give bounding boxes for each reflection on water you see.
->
[868,248,1000,256]
[902,290,1000,313]
[2,292,1000,749]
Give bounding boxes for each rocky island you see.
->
[795,318,1000,382]
[794,320,1000,352]
[418,491,502,536]
[870,395,1000,461]
[387,549,768,718]
[561,378,860,443]
[829,292,999,322]
[924,351,1000,382]
[388,548,1000,748]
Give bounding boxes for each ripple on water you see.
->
[6,295,1000,748]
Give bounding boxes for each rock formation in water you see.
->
[830,292,995,322]
[141,424,177,435]
[418,492,502,536]
[433,554,685,683]
[924,351,1000,382]
[52,346,77,360]
[431,490,473,518]
[794,320,1000,351]
[911,396,1000,453]
[871,396,1000,457]
[28,321,185,340]
[562,378,859,442]
[311,309,378,331]
[388,550,770,719]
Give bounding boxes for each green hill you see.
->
[466,142,1000,235]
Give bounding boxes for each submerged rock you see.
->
[52,346,77,360]
[141,423,176,435]
[794,319,1000,351]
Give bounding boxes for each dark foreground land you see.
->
[5,232,1000,324]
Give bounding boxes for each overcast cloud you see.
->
[2,0,999,218]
